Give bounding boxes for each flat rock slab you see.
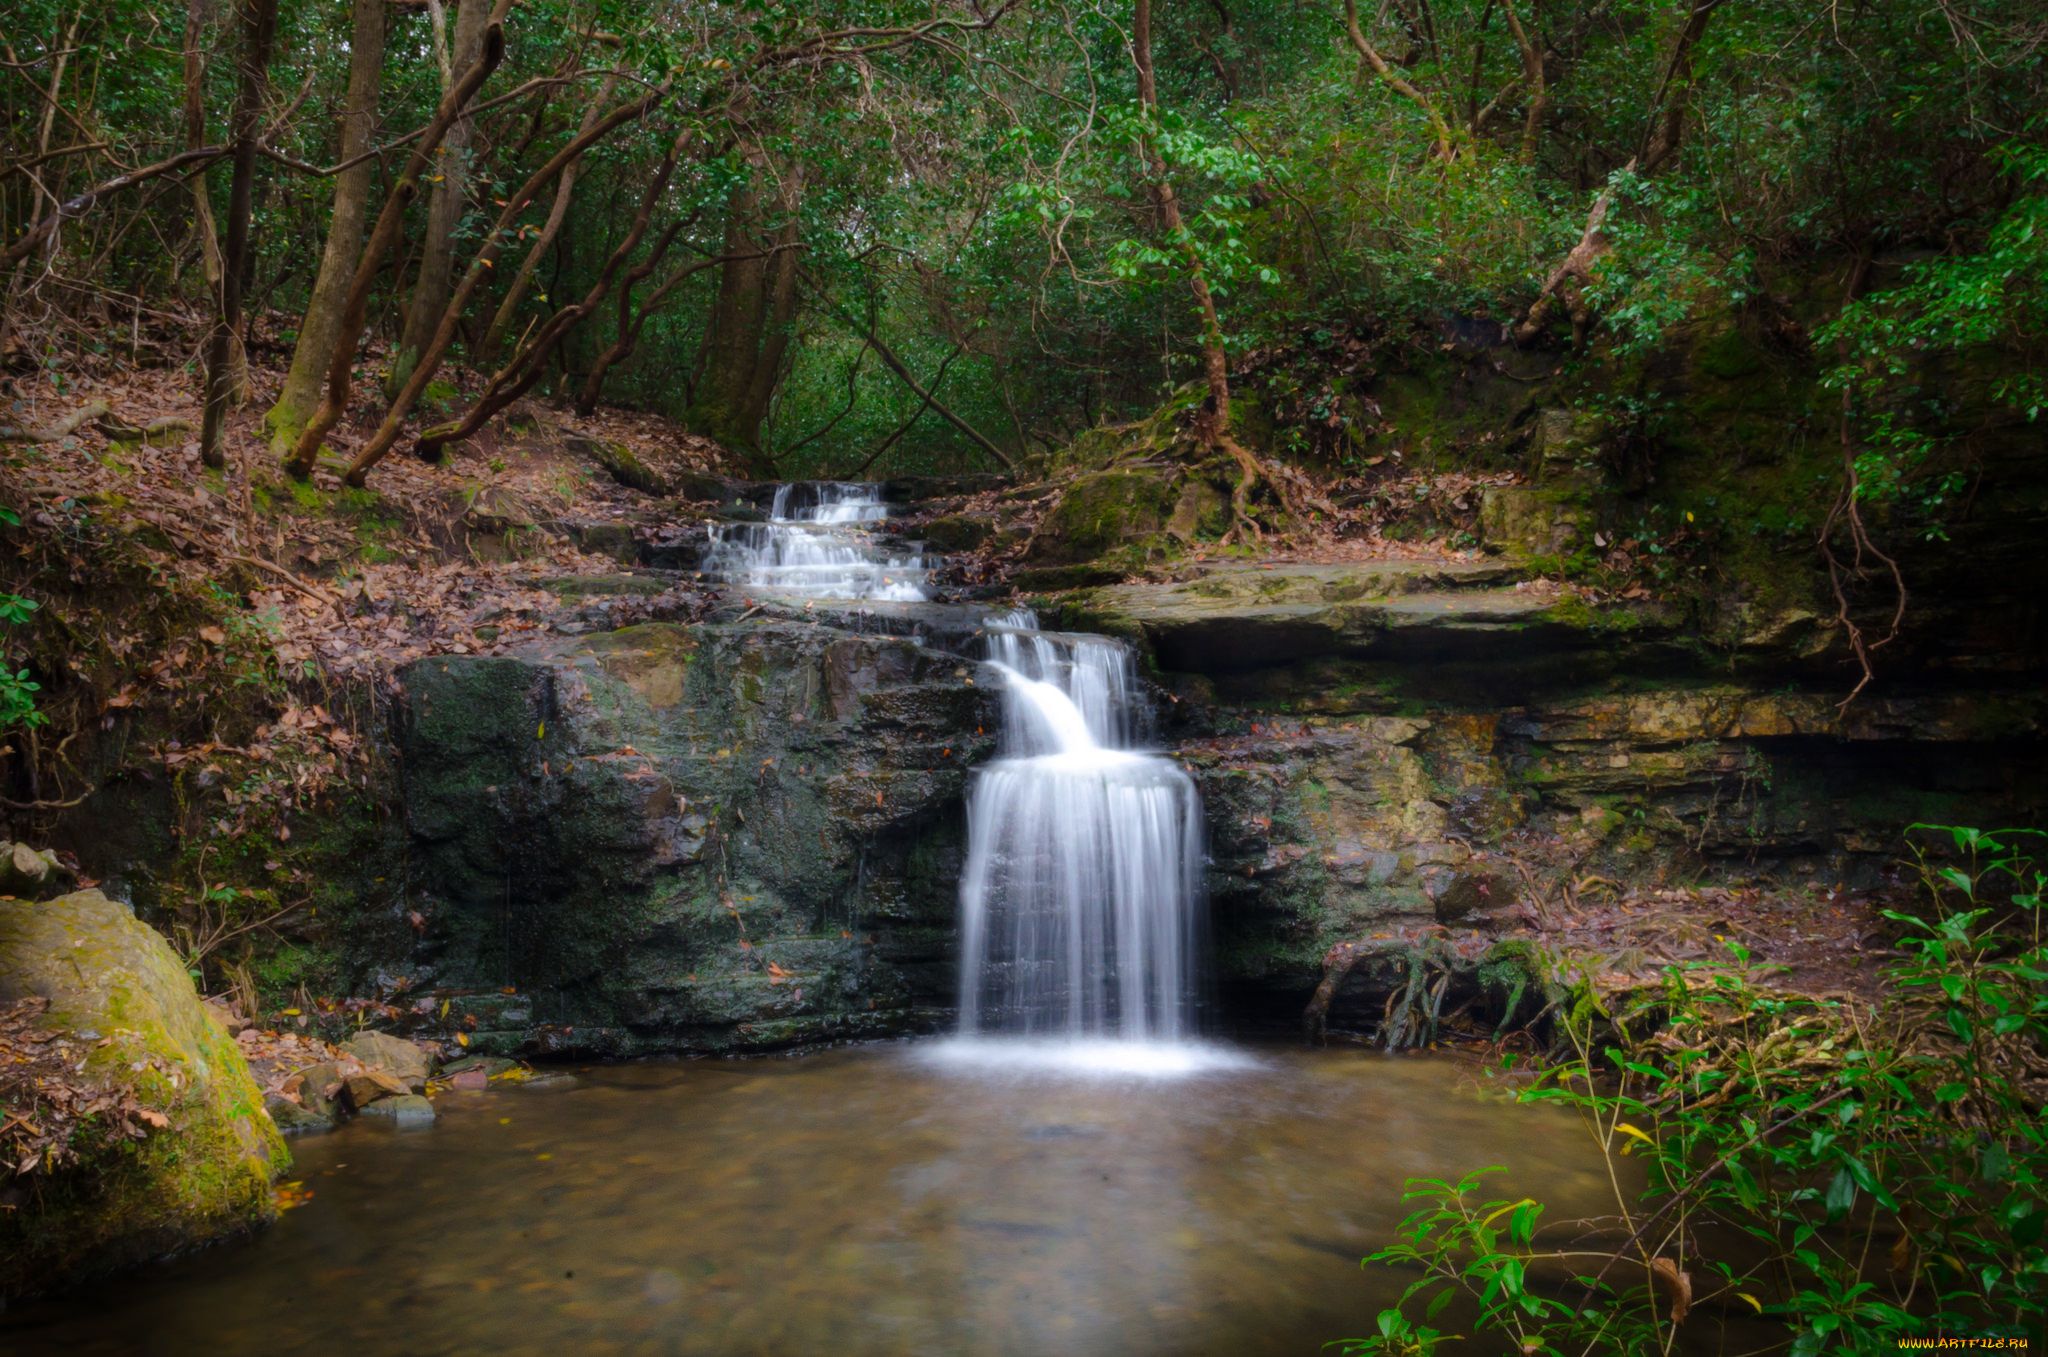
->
[1065,561,1622,673]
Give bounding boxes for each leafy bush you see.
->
[1339,826,2048,1355]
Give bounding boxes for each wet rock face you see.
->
[0,890,286,1298]
[1190,687,2047,1023]
[389,618,1000,1056]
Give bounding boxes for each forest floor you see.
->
[5,342,728,684]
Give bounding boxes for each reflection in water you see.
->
[2,1044,1613,1357]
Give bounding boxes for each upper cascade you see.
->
[698,482,931,601]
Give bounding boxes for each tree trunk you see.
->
[181,0,248,404]
[684,174,803,461]
[1135,0,1229,436]
[571,217,688,416]
[1503,0,1545,165]
[1636,0,1721,175]
[266,0,385,453]
[1341,0,1455,161]
[410,125,694,464]
[386,0,488,397]
[343,84,668,482]
[841,308,1013,471]
[480,70,620,363]
[197,0,279,468]
[283,6,509,479]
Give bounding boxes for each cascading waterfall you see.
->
[698,482,931,600]
[954,609,1207,1051]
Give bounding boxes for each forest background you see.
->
[0,0,2040,500]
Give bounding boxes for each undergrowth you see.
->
[1338,825,2048,1355]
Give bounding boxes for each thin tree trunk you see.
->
[1139,0,1297,536]
[283,4,510,479]
[410,125,694,464]
[198,0,279,468]
[386,0,489,397]
[1135,0,1228,436]
[843,309,1013,471]
[741,194,803,423]
[1503,0,1545,164]
[181,0,224,291]
[480,69,620,362]
[1636,0,1720,175]
[573,245,766,417]
[343,84,667,481]
[266,0,385,452]
[1511,0,1719,343]
[570,216,686,416]
[0,146,228,270]
[1341,0,1454,161]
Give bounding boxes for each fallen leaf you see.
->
[1650,1257,1691,1324]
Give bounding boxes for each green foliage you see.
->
[1818,144,2048,532]
[1339,827,2048,1355]
[0,505,43,730]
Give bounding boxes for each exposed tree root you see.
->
[1820,387,1907,710]
[0,399,109,443]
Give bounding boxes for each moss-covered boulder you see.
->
[1024,470,1174,566]
[0,890,286,1298]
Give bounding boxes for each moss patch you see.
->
[1,890,286,1298]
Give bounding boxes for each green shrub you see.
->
[1339,826,2048,1355]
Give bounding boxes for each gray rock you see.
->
[359,1093,435,1129]
[264,1091,335,1135]
[0,842,69,900]
[292,1060,347,1119]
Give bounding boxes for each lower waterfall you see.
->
[951,611,1219,1067]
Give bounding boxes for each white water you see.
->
[699,483,931,600]
[954,610,1210,1064]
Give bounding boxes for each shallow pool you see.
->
[4,1041,1614,1356]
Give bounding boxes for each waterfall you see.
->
[954,610,1206,1049]
[699,483,930,600]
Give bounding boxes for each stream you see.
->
[1,1046,1613,1356]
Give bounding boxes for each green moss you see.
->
[1,891,287,1298]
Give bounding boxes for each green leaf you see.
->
[1824,1167,1857,1219]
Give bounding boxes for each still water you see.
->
[4,1042,1612,1357]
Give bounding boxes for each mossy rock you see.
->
[569,436,668,496]
[921,514,991,553]
[0,890,287,1298]
[1024,470,1174,565]
[1526,409,1611,486]
[1478,485,1590,560]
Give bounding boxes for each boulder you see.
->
[920,514,991,553]
[1024,470,1173,565]
[342,1031,436,1093]
[572,436,669,496]
[0,890,286,1298]
[290,1060,347,1120]
[342,1065,410,1108]
[263,1092,333,1136]
[0,842,70,900]
[1428,870,1519,926]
